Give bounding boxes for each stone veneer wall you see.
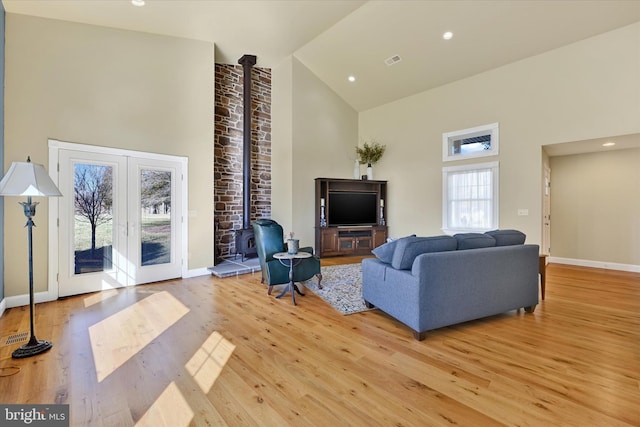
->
[214,63,271,260]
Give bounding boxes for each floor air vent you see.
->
[3,332,29,346]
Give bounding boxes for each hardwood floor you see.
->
[0,259,638,426]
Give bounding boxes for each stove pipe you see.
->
[238,54,257,230]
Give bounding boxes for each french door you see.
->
[55,145,185,297]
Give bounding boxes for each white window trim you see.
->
[442,122,499,162]
[442,161,499,235]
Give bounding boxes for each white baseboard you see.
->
[0,298,6,318]
[184,267,211,278]
[549,257,640,273]
[4,290,58,309]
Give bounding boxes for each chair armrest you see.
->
[299,246,314,255]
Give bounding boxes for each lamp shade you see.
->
[0,159,62,197]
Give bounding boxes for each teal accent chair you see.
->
[252,219,322,295]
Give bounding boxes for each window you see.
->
[443,122,499,162]
[442,161,499,234]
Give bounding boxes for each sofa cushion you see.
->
[485,229,526,246]
[454,233,496,250]
[372,235,415,264]
[391,235,458,270]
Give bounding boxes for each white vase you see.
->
[367,165,373,180]
[353,159,360,179]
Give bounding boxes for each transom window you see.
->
[443,122,499,162]
[453,134,491,154]
[442,161,499,234]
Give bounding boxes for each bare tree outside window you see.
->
[75,164,113,254]
[73,164,172,272]
[141,170,171,214]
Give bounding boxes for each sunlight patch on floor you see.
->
[89,291,189,382]
[185,331,235,394]
[135,381,193,427]
[84,289,119,308]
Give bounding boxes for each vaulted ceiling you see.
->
[4,0,639,114]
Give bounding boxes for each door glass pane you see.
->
[339,238,354,251]
[74,163,113,275]
[140,169,172,266]
[356,238,371,250]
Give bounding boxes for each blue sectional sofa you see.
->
[362,230,539,340]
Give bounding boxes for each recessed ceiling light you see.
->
[348,75,356,82]
[443,31,453,40]
[602,142,616,147]
[132,0,145,6]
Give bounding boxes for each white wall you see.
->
[4,14,214,297]
[272,58,358,247]
[291,58,359,247]
[358,22,640,255]
[271,57,294,232]
[550,148,640,268]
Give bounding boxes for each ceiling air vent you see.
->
[384,54,402,66]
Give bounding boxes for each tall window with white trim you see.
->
[443,161,499,234]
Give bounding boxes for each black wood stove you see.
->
[234,54,258,262]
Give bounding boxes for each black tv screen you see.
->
[328,191,377,226]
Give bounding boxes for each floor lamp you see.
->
[0,157,62,358]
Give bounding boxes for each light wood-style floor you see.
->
[0,257,638,426]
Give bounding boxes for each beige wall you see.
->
[358,23,640,249]
[272,58,358,247]
[271,57,294,232]
[549,148,640,266]
[4,14,214,296]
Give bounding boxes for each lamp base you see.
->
[11,337,53,359]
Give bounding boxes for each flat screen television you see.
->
[328,191,377,226]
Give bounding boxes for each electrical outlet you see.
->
[518,209,529,216]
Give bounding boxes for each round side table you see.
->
[273,251,312,305]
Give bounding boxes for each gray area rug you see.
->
[303,263,373,315]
